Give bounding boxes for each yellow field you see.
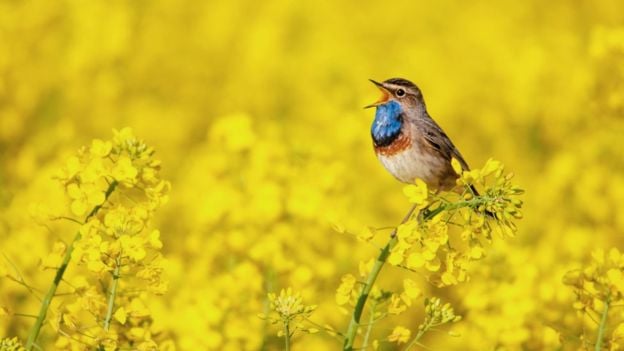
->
[1,1,624,350]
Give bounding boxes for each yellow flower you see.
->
[388,326,411,344]
[388,249,405,266]
[607,269,624,291]
[112,156,138,185]
[90,139,113,158]
[128,298,151,318]
[441,272,458,286]
[119,235,147,261]
[148,230,163,249]
[396,220,419,242]
[424,297,461,325]
[613,323,624,342]
[403,279,422,300]
[356,226,375,241]
[56,156,81,180]
[66,183,106,216]
[0,337,25,351]
[137,340,159,351]
[128,327,146,341]
[336,274,356,305]
[81,158,106,183]
[406,253,425,269]
[479,158,503,178]
[114,307,128,324]
[113,127,136,146]
[388,294,408,315]
[266,288,317,338]
[86,258,107,273]
[269,288,314,319]
[358,259,374,277]
[40,242,66,269]
[451,158,463,175]
[469,245,485,259]
[400,278,422,306]
[402,179,429,207]
[425,257,441,272]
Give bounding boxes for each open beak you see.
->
[364,79,390,109]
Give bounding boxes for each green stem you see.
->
[595,298,610,351]
[342,204,418,351]
[25,181,117,351]
[360,302,377,350]
[284,319,291,351]
[103,256,121,331]
[405,322,431,351]
[342,196,486,351]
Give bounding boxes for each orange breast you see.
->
[374,133,411,156]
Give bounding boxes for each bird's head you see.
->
[365,78,426,112]
[367,78,426,146]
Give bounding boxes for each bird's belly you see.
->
[376,147,445,185]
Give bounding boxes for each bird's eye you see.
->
[396,89,405,97]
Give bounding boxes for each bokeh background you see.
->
[1,0,624,349]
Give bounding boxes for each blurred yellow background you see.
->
[1,0,624,350]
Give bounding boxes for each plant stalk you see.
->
[595,298,610,351]
[342,197,486,350]
[405,322,431,351]
[284,319,291,351]
[103,257,121,331]
[25,181,117,350]
[342,204,418,351]
[360,302,377,350]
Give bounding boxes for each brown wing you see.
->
[417,114,471,171]
[417,115,491,200]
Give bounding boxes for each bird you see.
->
[366,77,482,197]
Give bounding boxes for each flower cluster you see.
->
[565,249,624,312]
[387,159,523,288]
[420,297,461,331]
[388,297,461,347]
[452,158,524,230]
[56,128,169,216]
[0,338,25,351]
[0,1,622,350]
[564,248,624,349]
[43,129,170,350]
[336,270,422,315]
[261,288,318,345]
[338,159,523,349]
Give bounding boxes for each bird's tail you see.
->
[469,184,496,219]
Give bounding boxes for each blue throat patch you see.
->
[371,100,403,147]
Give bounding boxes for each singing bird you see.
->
[366,78,479,195]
